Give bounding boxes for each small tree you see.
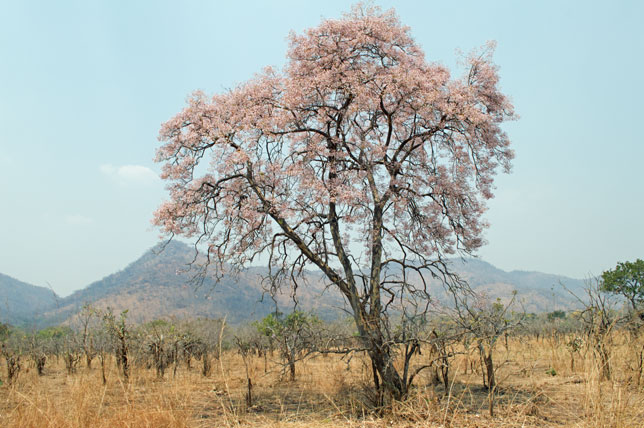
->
[184,318,226,377]
[143,319,174,379]
[233,324,263,408]
[255,311,320,381]
[93,325,112,385]
[74,303,98,369]
[0,324,21,386]
[599,260,644,384]
[452,292,522,417]
[103,308,131,381]
[62,334,82,375]
[601,259,644,316]
[424,317,461,391]
[27,332,47,376]
[38,326,71,364]
[566,279,620,381]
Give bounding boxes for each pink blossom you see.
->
[153,4,514,307]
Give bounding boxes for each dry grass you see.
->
[2,335,644,427]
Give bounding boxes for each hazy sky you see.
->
[1,1,642,296]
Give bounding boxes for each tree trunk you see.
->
[35,355,46,376]
[202,350,211,377]
[287,351,296,381]
[371,359,383,406]
[488,386,496,417]
[637,345,644,386]
[6,355,21,385]
[478,345,487,388]
[100,355,107,385]
[119,337,129,381]
[368,344,405,401]
[441,358,449,390]
[484,352,495,390]
[598,344,611,381]
[478,341,495,390]
[245,378,253,408]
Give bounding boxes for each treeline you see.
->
[0,306,228,385]
[1,283,642,406]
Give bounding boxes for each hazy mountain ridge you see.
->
[0,273,59,325]
[34,241,344,326]
[444,258,587,311]
[2,242,587,327]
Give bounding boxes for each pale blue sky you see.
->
[0,1,642,296]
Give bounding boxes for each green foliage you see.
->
[547,310,566,321]
[601,259,644,310]
[255,311,319,338]
[254,311,282,337]
[254,310,321,380]
[37,325,73,340]
[492,298,506,314]
[102,309,131,344]
[0,322,11,341]
[144,319,174,332]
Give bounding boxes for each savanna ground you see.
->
[1,335,643,428]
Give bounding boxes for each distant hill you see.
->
[37,241,343,326]
[3,241,589,327]
[443,258,587,313]
[0,273,58,326]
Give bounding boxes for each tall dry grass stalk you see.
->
[1,333,643,427]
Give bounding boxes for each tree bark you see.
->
[484,352,495,390]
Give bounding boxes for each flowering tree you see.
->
[154,5,514,399]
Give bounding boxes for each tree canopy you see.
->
[154,4,514,399]
[601,259,644,311]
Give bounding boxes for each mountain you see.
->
[3,242,589,327]
[37,241,343,326]
[0,273,58,326]
[443,258,587,313]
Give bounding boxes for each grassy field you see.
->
[1,335,643,427]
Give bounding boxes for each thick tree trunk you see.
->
[363,333,406,400]
[372,354,405,400]
[371,359,382,404]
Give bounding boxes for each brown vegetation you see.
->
[2,333,643,427]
